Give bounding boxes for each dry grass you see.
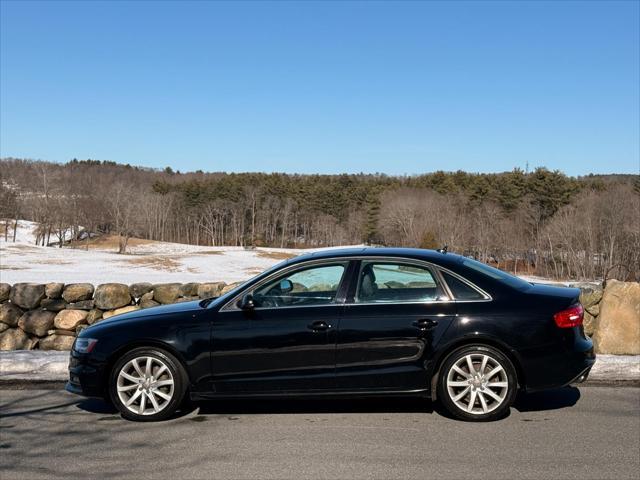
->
[1,244,40,254]
[0,265,26,270]
[244,267,264,275]
[69,235,157,251]
[257,251,296,261]
[193,250,223,255]
[123,255,184,272]
[31,259,73,265]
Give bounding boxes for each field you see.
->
[0,221,570,286]
[0,221,349,285]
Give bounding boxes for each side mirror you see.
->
[279,279,293,293]
[238,294,255,310]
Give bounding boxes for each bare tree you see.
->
[105,182,140,253]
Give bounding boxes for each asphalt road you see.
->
[0,387,638,480]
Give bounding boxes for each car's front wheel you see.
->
[437,345,517,421]
[109,347,187,421]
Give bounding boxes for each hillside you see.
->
[1,158,638,282]
[0,221,356,284]
[2,221,583,287]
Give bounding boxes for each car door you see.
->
[212,261,350,393]
[335,258,456,391]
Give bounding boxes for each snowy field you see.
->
[0,221,579,286]
[0,221,357,284]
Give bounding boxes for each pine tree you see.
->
[363,191,381,244]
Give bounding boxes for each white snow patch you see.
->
[0,220,39,245]
[0,351,69,376]
[590,354,640,380]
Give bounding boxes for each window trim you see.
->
[436,267,492,302]
[220,255,492,312]
[220,259,351,312]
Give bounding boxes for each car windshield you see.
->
[254,258,295,280]
[461,258,531,291]
[208,258,295,304]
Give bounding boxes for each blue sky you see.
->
[1,1,638,176]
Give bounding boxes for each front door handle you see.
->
[413,318,438,330]
[308,321,331,332]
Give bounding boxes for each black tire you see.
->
[109,347,187,422]
[437,344,517,422]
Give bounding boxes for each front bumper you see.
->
[66,351,106,397]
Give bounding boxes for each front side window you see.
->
[355,261,443,303]
[252,263,347,308]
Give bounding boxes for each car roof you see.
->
[286,247,464,268]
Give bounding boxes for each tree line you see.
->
[1,157,638,281]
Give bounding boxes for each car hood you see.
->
[91,299,206,327]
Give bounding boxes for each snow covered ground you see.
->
[0,221,360,284]
[1,220,40,244]
[0,351,69,381]
[0,220,593,286]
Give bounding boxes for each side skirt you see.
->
[190,388,431,402]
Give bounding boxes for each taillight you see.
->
[553,304,584,328]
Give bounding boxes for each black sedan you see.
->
[67,248,595,422]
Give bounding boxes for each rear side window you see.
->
[461,258,530,291]
[441,271,486,301]
[355,262,442,303]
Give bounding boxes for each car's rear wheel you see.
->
[109,347,187,422]
[437,345,517,421]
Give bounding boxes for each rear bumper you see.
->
[568,364,593,385]
[524,355,596,392]
[522,332,596,392]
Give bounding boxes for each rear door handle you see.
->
[308,321,331,332]
[413,319,438,330]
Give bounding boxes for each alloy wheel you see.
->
[446,353,509,415]
[116,356,175,416]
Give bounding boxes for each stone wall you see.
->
[1,280,638,354]
[575,280,640,355]
[0,281,241,351]
[576,283,604,337]
[591,280,640,355]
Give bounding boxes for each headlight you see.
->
[74,338,98,353]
